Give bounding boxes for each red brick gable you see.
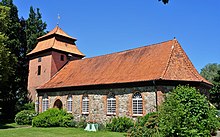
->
[38,39,211,89]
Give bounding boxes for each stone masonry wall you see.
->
[38,85,174,123]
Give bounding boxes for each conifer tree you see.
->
[26,6,46,53]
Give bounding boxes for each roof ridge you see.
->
[81,39,174,61]
[161,39,176,79]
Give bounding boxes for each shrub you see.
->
[75,118,87,128]
[98,123,106,131]
[127,112,160,137]
[22,102,35,111]
[106,116,134,132]
[136,112,158,127]
[15,110,37,125]
[159,85,220,136]
[127,126,161,137]
[32,108,74,127]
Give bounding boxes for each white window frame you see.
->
[107,94,116,115]
[42,94,49,112]
[67,96,73,113]
[82,96,89,114]
[132,92,143,116]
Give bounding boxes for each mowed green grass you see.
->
[0,125,125,137]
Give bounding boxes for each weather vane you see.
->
[57,14,60,26]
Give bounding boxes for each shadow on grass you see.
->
[0,124,15,129]
[0,119,18,129]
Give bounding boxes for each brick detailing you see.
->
[115,96,119,116]
[141,92,146,116]
[127,94,133,117]
[39,96,42,112]
[156,91,164,106]
[102,96,107,115]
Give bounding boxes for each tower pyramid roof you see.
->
[27,26,85,57]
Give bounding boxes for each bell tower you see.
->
[27,26,85,101]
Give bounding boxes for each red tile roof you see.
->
[39,39,211,89]
[38,26,77,41]
[27,26,85,57]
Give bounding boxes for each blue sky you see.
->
[14,0,220,72]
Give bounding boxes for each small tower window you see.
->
[38,57,42,62]
[37,65,41,75]
[60,55,64,61]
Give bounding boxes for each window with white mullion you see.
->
[82,96,89,114]
[107,98,116,115]
[132,92,143,115]
[42,94,49,112]
[67,96,72,113]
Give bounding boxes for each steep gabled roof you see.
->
[38,39,211,89]
[27,26,85,57]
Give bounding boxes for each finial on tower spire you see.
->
[57,14,60,26]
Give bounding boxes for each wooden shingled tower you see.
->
[27,26,85,101]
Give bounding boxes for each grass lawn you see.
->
[0,123,125,137]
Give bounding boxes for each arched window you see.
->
[132,92,143,115]
[42,94,49,112]
[82,95,89,114]
[67,95,72,113]
[107,93,116,115]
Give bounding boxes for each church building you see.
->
[27,26,211,123]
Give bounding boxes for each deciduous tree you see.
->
[159,86,219,136]
[0,0,47,120]
[200,63,220,83]
[210,71,220,109]
[0,4,17,119]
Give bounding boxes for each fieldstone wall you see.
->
[38,85,174,123]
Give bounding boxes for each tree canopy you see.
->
[0,3,17,119]
[209,70,220,109]
[159,0,169,4]
[0,0,47,120]
[200,63,220,109]
[159,86,219,136]
[26,6,46,53]
[200,63,220,84]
